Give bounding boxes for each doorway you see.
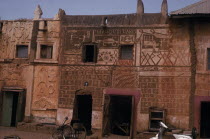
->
[77,95,92,132]
[1,91,25,127]
[102,95,133,137]
[200,102,210,138]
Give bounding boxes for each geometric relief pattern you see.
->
[140,76,190,115]
[62,54,81,64]
[98,49,118,65]
[140,29,191,66]
[113,71,138,88]
[141,48,190,66]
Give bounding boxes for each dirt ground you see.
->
[0,126,188,139]
[0,126,52,139]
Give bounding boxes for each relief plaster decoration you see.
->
[63,29,91,54]
[62,28,136,56]
[95,36,119,47]
[32,66,59,111]
[120,35,135,44]
[62,54,82,65]
[97,49,118,65]
[0,64,26,87]
[112,67,139,88]
[0,21,32,59]
[139,29,190,66]
[94,29,136,47]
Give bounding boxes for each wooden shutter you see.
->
[2,92,13,126]
[102,94,111,136]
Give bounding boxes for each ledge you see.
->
[0,59,13,63]
[33,59,58,64]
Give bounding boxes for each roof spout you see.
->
[137,0,144,15]
[161,0,168,16]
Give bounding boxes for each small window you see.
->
[83,45,97,63]
[149,107,165,131]
[16,45,28,58]
[208,48,210,70]
[40,45,53,59]
[120,45,133,60]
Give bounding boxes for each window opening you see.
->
[120,45,133,60]
[83,45,97,63]
[40,45,53,59]
[149,107,165,131]
[16,45,28,58]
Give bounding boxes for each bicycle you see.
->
[72,122,87,139]
[52,117,87,139]
[52,117,74,139]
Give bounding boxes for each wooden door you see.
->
[2,92,13,126]
[16,91,26,123]
[102,94,111,136]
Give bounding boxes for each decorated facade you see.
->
[0,0,210,138]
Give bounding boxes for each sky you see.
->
[0,0,201,20]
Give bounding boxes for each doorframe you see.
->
[0,87,26,126]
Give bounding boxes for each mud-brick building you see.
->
[0,0,210,138]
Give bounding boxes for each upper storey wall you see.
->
[0,21,33,60]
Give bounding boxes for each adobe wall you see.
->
[57,21,192,131]
[0,21,34,118]
[137,21,191,130]
[30,20,61,123]
[0,20,61,123]
[193,20,210,131]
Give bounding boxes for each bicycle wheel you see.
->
[52,129,64,139]
[63,125,75,139]
[73,123,86,139]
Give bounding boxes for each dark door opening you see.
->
[77,95,92,132]
[200,102,210,138]
[110,95,132,136]
[11,93,19,126]
[1,91,25,127]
